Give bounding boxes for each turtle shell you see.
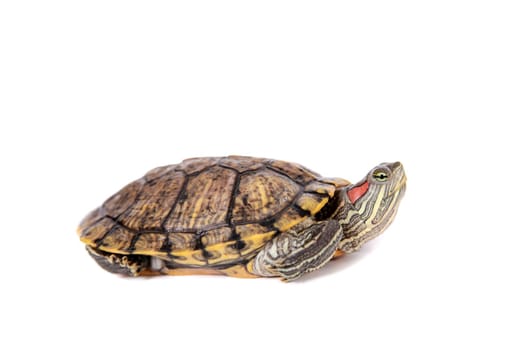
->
[78,156,350,267]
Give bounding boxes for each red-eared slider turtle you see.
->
[78,156,406,281]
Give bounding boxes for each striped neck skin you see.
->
[336,162,407,253]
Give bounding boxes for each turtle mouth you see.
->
[390,167,407,196]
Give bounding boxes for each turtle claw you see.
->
[86,246,149,276]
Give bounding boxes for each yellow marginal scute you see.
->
[201,227,232,246]
[162,265,259,278]
[133,233,168,256]
[168,232,196,250]
[304,181,336,197]
[171,250,207,266]
[321,177,351,188]
[273,207,307,232]
[204,228,276,265]
[79,217,115,244]
[98,226,135,254]
[236,223,269,237]
[296,193,328,215]
[163,267,225,277]
[236,224,276,255]
[220,264,259,278]
[243,231,275,254]
[78,208,102,236]
[205,241,241,265]
[246,259,256,274]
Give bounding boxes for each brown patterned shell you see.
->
[78,156,350,267]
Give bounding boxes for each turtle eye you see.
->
[372,169,389,182]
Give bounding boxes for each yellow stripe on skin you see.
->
[341,186,400,252]
[358,187,385,217]
[365,187,385,223]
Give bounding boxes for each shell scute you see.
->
[168,232,197,251]
[234,224,277,257]
[98,226,135,253]
[219,155,266,172]
[273,206,308,232]
[232,169,300,224]
[304,181,337,196]
[201,226,232,246]
[321,177,351,188]
[78,208,104,235]
[79,156,345,266]
[236,223,270,238]
[119,171,185,231]
[102,180,144,218]
[163,166,236,230]
[205,242,240,265]
[175,157,219,174]
[133,233,167,255]
[268,159,320,185]
[144,164,177,182]
[79,216,114,243]
[296,193,329,215]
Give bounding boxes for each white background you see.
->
[1,1,524,349]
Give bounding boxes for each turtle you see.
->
[78,156,406,281]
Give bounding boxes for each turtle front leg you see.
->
[250,220,343,281]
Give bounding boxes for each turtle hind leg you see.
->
[250,220,343,282]
[86,246,150,276]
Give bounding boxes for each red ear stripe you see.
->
[347,181,369,204]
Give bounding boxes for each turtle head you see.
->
[338,162,406,252]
